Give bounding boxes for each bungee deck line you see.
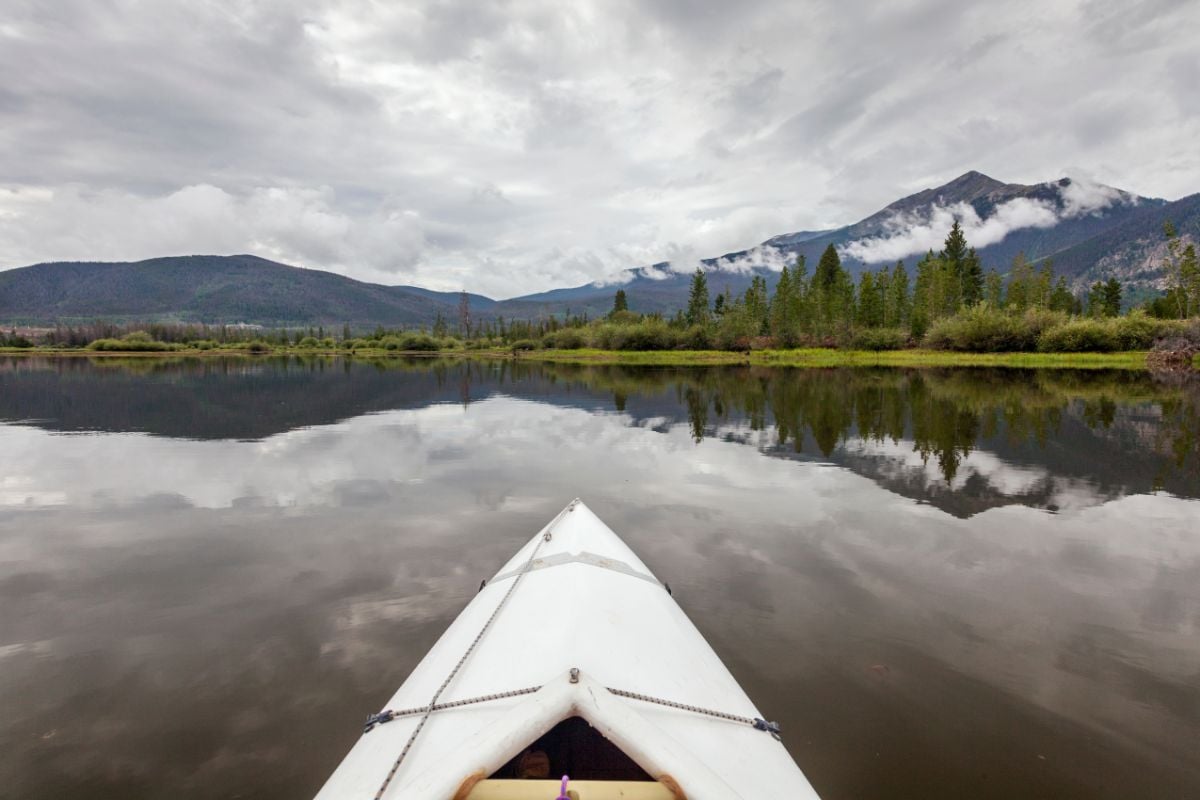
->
[365,683,782,738]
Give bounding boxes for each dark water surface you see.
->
[1,356,1198,799]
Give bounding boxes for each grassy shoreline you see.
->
[2,345,1193,370]
[524,348,1164,368]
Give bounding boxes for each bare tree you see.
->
[458,290,471,338]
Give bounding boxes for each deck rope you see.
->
[365,682,781,740]
[606,687,782,740]
[363,686,543,732]
[370,501,577,799]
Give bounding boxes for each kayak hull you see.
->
[315,500,820,799]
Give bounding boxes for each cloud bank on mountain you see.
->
[840,177,1134,264]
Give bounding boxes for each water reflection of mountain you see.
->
[0,356,608,439]
[1,356,1196,515]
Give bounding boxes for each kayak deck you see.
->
[314,500,820,799]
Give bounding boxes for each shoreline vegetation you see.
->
[0,344,1190,370]
[3,221,1198,371]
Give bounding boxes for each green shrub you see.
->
[246,340,270,353]
[589,324,620,350]
[297,336,320,348]
[543,329,587,349]
[596,319,678,350]
[1020,308,1070,340]
[398,332,440,351]
[88,333,173,352]
[189,339,216,350]
[510,339,538,351]
[1036,319,1118,352]
[851,327,908,351]
[714,330,752,352]
[380,336,402,350]
[713,308,757,351]
[607,310,641,325]
[1110,311,1167,350]
[924,306,1038,352]
[679,325,712,350]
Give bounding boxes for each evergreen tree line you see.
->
[583,220,1200,352]
[699,221,1143,349]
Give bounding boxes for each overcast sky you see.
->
[1,0,1197,297]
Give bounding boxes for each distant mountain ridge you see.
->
[1,170,1196,326]
[515,171,1193,317]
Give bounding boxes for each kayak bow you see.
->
[315,499,821,799]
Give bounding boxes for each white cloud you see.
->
[838,176,1130,264]
[1060,175,1130,217]
[0,183,427,277]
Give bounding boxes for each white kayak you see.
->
[315,500,821,799]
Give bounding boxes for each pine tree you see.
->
[911,252,937,337]
[1101,278,1122,317]
[1182,244,1199,317]
[769,265,800,346]
[814,244,843,292]
[813,245,850,336]
[744,275,770,335]
[985,270,1003,307]
[612,289,629,315]
[1162,222,1188,319]
[1087,282,1106,317]
[1006,253,1034,311]
[1049,277,1076,313]
[885,261,911,328]
[792,255,812,334]
[961,247,984,306]
[856,270,882,327]
[1031,264,1054,309]
[941,220,970,309]
[942,220,968,270]
[686,268,710,326]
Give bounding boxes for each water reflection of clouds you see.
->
[1,394,1198,796]
[844,437,1050,495]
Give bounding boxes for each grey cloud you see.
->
[0,0,1198,296]
[726,68,784,116]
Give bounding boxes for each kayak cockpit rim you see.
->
[407,668,723,799]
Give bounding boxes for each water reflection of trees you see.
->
[1,355,1196,489]
[539,364,1199,486]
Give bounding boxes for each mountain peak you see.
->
[922,169,1012,203]
[849,171,1020,234]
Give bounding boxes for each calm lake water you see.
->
[1,355,1198,799]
